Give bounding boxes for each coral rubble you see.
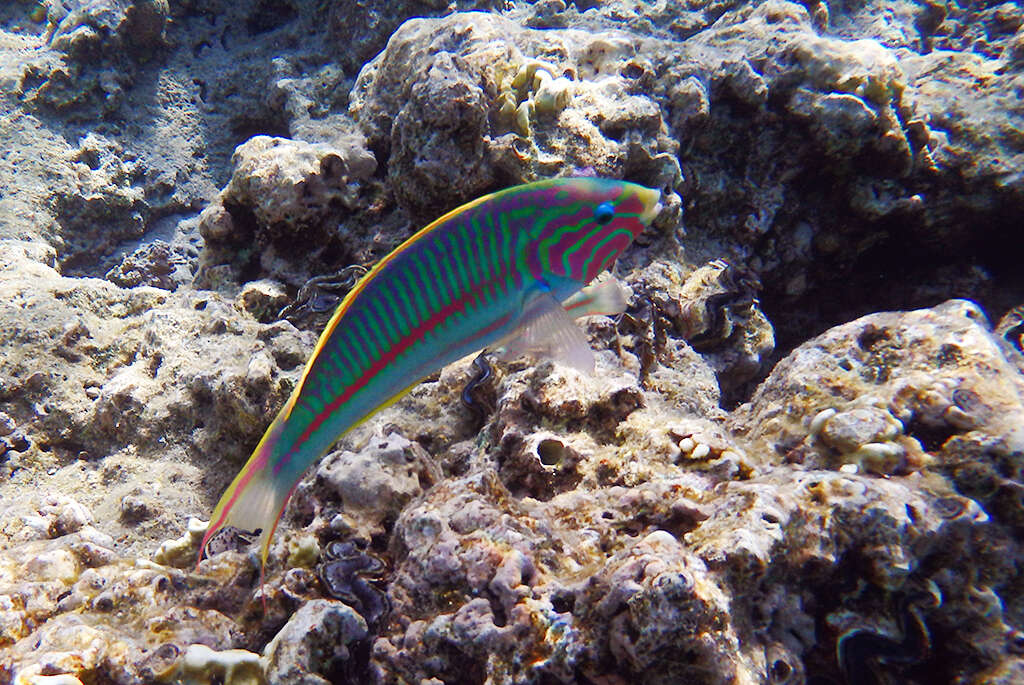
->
[1,0,1022,683]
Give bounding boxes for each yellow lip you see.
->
[636,185,662,225]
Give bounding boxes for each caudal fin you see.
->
[197,399,297,573]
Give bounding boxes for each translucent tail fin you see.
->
[197,395,298,574]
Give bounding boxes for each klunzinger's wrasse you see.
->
[198,177,662,574]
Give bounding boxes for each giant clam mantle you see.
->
[676,260,762,352]
[836,586,941,685]
[316,541,389,631]
[996,305,1024,354]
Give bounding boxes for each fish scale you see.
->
[199,177,662,575]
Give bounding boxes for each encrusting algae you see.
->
[2,0,1024,683]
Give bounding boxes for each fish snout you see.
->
[635,185,662,227]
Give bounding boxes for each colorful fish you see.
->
[198,177,662,572]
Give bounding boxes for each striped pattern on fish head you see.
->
[516,177,661,294]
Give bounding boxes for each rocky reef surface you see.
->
[1,0,1022,683]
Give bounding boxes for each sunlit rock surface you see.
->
[1,0,1022,683]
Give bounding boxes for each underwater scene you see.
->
[1,0,1022,683]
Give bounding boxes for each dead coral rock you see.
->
[372,596,529,685]
[47,0,169,59]
[0,243,312,556]
[47,132,152,271]
[490,356,647,498]
[350,11,681,219]
[18,0,162,113]
[779,9,908,170]
[658,0,1022,336]
[495,428,587,501]
[321,0,476,71]
[685,466,1014,682]
[388,50,493,219]
[0,494,244,683]
[731,300,1024,485]
[387,472,545,619]
[373,471,714,684]
[220,135,369,233]
[2,87,210,278]
[501,357,644,434]
[0,124,203,280]
[663,0,920,241]
[378,471,553,683]
[105,239,191,290]
[0,494,96,549]
[379,469,737,683]
[195,134,375,289]
[576,531,737,684]
[302,431,440,541]
[901,48,1024,193]
[263,599,369,685]
[235,278,290,324]
[688,471,945,586]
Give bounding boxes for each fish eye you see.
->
[594,201,615,225]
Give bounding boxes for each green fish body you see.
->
[200,177,662,568]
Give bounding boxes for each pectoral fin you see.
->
[495,290,595,374]
[562,278,629,318]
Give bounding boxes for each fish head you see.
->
[531,177,661,287]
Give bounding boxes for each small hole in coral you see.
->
[490,598,508,627]
[602,124,626,142]
[856,324,889,350]
[770,658,792,681]
[321,154,345,181]
[952,388,980,411]
[905,503,920,524]
[155,643,179,660]
[937,343,963,365]
[551,592,575,613]
[933,496,967,519]
[621,62,644,79]
[77,149,101,170]
[537,438,565,466]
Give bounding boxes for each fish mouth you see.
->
[635,186,662,225]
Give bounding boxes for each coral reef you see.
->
[731,300,1024,493]
[263,599,369,685]
[0,240,313,559]
[348,10,682,220]
[195,134,376,289]
[1,0,1023,683]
